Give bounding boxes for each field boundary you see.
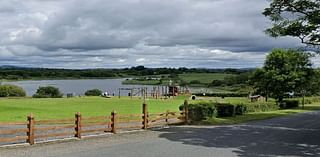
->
[0,101,189,146]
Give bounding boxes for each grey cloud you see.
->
[0,0,308,68]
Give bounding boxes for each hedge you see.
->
[179,102,216,121]
[192,92,248,97]
[279,100,299,109]
[180,101,278,121]
[244,102,278,112]
[298,97,320,105]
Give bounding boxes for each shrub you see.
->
[279,100,299,109]
[245,102,278,112]
[85,89,102,96]
[33,86,63,98]
[179,101,278,121]
[216,103,235,117]
[302,97,320,104]
[193,92,248,97]
[180,102,216,121]
[235,104,247,115]
[0,84,26,97]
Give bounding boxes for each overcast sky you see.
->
[0,0,307,69]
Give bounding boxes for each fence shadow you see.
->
[156,116,320,157]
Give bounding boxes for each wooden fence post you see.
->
[142,103,148,129]
[166,110,169,125]
[75,112,82,139]
[27,114,35,145]
[184,100,189,124]
[111,110,117,134]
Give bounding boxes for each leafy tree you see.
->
[263,0,320,49]
[33,86,63,98]
[0,84,26,97]
[250,68,272,101]
[85,89,102,96]
[251,49,314,102]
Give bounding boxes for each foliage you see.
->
[279,100,300,109]
[193,92,248,97]
[0,66,252,81]
[85,89,102,96]
[216,103,236,117]
[180,101,277,121]
[244,102,279,112]
[0,84,26,97]
[179,102,216,121]
[33,86,63,98]
[205,109,315,125]
[250,49,315,102]
[263,0,320,50]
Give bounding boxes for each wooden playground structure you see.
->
[118,85,190,99]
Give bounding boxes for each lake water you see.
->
[2,79,156,96]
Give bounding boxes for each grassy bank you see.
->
[0,96,186,122]
[179,73,234,84]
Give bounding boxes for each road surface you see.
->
[1,111,320,157]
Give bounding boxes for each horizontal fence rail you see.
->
[0,100,189,146]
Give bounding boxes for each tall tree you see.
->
[263,0,320,49]
[251,49,314,102]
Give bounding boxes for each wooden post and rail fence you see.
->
[0,100,189,146]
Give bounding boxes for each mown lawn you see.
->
[0,96,186,122]
[1,95,319,125]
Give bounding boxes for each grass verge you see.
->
[195,103,320,125]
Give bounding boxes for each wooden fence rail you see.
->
[0,101,189,146]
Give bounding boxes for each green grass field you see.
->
[1,96,319,125]
[0,96,186,122]
[179,73,234,84]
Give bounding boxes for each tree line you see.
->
[0,66,249,80]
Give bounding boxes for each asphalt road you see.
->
[1,111,320,157]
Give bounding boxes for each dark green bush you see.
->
[85,89,102,96]
[279,100,299,109]
[179,101,278,121]
[0,84,26,97]
[193,92,248,97]
[216,103,235,117]
[179,102,216,121]
[235,104,247,115]
[33,86,63,98]
[304,99,312,104]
